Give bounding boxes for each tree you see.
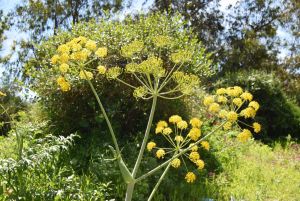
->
[1,0,127,83]
[148,0,224,52]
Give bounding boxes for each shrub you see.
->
[25,12,214,138]
[0,120,109,200]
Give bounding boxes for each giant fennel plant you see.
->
[50,36,261,201]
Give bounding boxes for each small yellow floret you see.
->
[59,53,70,63]
[240,107,256,118]
[71,43,82,52]
[217,96,227,103]
[162,127,172,135]
[185,172,196,183]
[57,44,70,54]
[216,88,226,95]
[189,151,200,162]
[195,159,205,170]
[79,70,93,80]
[241,92,253,101]
[189,143,198,151]
[157,120,168,128]
[223,122,232,130]
[177,120,188,129]
[95,47,108,58]
[85,40,97,51]
[156,149,165,159]
[227,111,238,122]
[233,98,243,107]
[249,101,260,111]
[51,54,60,64]
[203,96,214,106]
[171,158,181,168]
[237,129,252,142]
[59,63,69,73]
[188,128,201,141]
[208,103,220,113]
[201,141,210,150]
[253,122,261,133]
[56,76,71,92]
[169,115,182,124]
[155,126,164,134]
[97,65,106,74]
[147,141,156,151]
[175,135,184,143]
[189,118,202,128]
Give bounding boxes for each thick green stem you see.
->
[136,122,226,182]
[147,157,172,201]
[125,182,135,201]
[132,94,158,177]
[82,68,121,154]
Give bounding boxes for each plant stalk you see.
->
[82,68,121,154]
[132,94,158,177]
[147,157,172,201]
[125,182,135,201]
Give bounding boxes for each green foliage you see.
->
[25,12,213,138]
[0,88,27,136]
[0,119,109,200]
[211,137,300,201]
[213,70,300,140]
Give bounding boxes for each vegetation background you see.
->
[0,0,299,200]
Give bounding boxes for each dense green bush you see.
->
[213,70,300,140]
[25,12,214,138]
[0,119,109,200]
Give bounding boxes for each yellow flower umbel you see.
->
[147,142,156,151]
[204,86,261,142]
[171,158,181,168]
[185,172,196,183]
[59,63,69,73]
[97,65,106,74]
[201,141,210,150]
[177,120,188,129]
[56,76,71,92]
[148,115,209,184]
[195,159,205,170]
[189,151,200,162]
[169,115,182,124]
[203,96,214,106]
[188,128,201,141]
[237,129,252,142]
[253,122,261,133]
[156,149,165,159]
[95,47,108,58]
[189,118,202,128]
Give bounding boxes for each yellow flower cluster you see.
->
[172,71,200,95]
[185,172,196,183]
[51,36,109,92]
[147,115,209,183]
[121,40,144,58]
[170,49,193,64]
[56,76,71,92]
[204,86,262,142]
[133,86,148,99]
[237,129,252,142]
[152,35,172,47]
